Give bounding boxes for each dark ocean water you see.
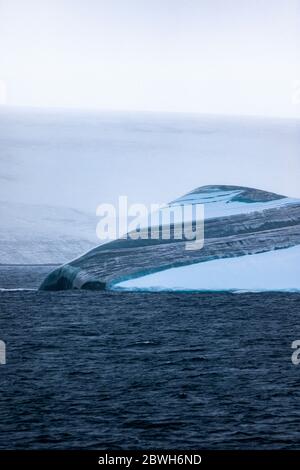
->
[1,266,300,450]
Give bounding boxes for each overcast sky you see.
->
[0,0,300,117]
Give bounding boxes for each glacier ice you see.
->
[113,245,300,292]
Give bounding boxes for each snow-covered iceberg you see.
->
[40,185,300,292]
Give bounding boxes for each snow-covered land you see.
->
[0,201,98,264]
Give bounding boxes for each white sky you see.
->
[0,0,300,117]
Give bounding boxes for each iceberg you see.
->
[40,185,300,292]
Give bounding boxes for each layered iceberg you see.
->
[40,185,300,292]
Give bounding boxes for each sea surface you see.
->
[1,266,300,449]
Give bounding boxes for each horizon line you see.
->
[1,104,300,122]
